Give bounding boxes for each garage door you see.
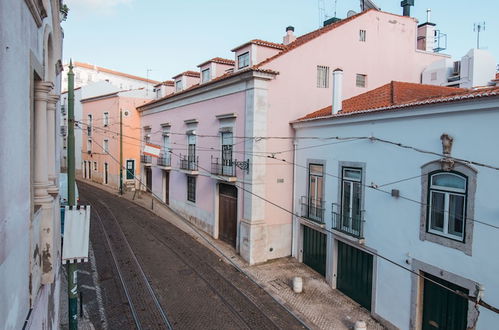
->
[302,226,327,276]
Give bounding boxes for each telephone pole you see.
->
[67,59,78,330]
[120,109,123,195]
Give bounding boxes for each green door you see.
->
[422,273,468,330]
[126,160,135,180]
[337,241,373,310]
[302,226,327,276]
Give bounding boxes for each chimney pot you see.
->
[283,26,297,45]
[286,26,295,32]
[332,69,343,114]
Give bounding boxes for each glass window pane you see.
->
[431,173,466,191]
[342,181,351,227]
[310,164,323,176]
[430,192,445,232]
[344,168,361,181]
[448,194,465,239]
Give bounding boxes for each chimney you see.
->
[332,69,343,114]
[417,9,436,51]
[400,0,414,17]
[283,26,296,45]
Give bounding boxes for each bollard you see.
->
[293,277,303,293]
[354,320,367,330]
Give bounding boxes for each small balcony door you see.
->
[187,134,196,170]
[104,163,108,184]
[308,164,324,221]
[341,168,362,236]
[221,132,233,175]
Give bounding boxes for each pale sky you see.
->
[62,0,498,82]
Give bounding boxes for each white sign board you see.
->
[143,143,161,157]
[62,206,90,264]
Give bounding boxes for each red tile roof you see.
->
[154,80,174,87]
[197,57,235,67]
[72,61,160,84]
[231,39,286,52]
[138,67,279,110]
[297,83,499,122]
[172,71,201,79]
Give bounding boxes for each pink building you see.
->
[138,9,449,265]
[81,90,152,190]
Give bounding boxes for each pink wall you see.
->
[259,10,448,225]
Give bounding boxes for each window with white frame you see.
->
[238,52,250,69]
[359,29,367,42]
[162,129,170,162]
[221,131,233,175]
[356,74,367,88]
[175,80,182,92]
[317,66,330,88]
[307,164,324,222]
[87,114,93,137]
[87,139,92,152]
[427,172,467,241]
[103,112,109,127]
[202,68,211,83]
[103,139,109,153]
[187,134,196,169]
[340,167,363,236]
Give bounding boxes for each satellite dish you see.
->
[347,10,358,17]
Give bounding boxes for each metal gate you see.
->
[302,226,327,276]
[337,241,373,310]
[218,184,237,248]
[422,273,468,330]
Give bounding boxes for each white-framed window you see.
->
[427,172,467,241]
[187,133,196,169]
[340,167,363,236]
[103,112,109,127]
[87,139,92,152]
[103,139,109,153]
[162,130,170,162]
[201,68,211,83]
[317,65,330,88]
[356,74,367,88]
[238,52,250,69]
[307,164,324,222]
[87,114,93,137]
[155,87,162,99]
[175,80,182,92]
[359,29,367,42]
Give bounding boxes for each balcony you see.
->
[157,154,171,169]
[141,154,152,166]
[331,210,364,239]
[87,126,92,137]
[179,155,198,174]
[300,196,325,224]
[211,156,237,181]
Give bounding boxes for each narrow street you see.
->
[77,181,306,330]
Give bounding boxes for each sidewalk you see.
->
[78,179,385,330]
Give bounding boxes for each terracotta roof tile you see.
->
[297,83,499,122]
[72,61,160,84]
[197,57,235,67]
[172,71,201,79]
[154,80,174,87]
[231,39,286,52]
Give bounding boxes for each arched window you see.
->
[428,172,467,241]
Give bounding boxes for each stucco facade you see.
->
[291,89,499,329]
[138,9,448,265]
[0,0,63,328]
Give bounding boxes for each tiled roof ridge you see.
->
[139,66,279,109]
[231,39,286,52]
[197,57,235,67]
[172,71,201,79]
[154,80,174,87]
[296,85,499,122]
[72,61,160,84]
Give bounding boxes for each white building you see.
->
[59,62,159,174]
[0,0,63,328]
[291,79,499,329]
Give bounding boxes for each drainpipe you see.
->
[332,69,343,114]
[291,137,298,257]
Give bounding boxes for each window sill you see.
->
[420,230,471,256]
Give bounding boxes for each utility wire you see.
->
[87,138,499,315]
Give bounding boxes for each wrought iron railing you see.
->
[331,209,364,239]
[300,196,325,224]
[179,155,198,171]
[157,154,171,167]
[211,156,236,177]
[140,154,152,165]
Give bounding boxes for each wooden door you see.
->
[337,241,373,311]
[302,226,327,276]
[145,167,152,192]
[163,171,169,205]
[218,184,237,248]
[422,273,468,330]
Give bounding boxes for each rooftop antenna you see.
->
[473,22,486,49]
[334,0,338,17]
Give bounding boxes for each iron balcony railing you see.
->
[331,208,365,239]
[211,156,236,177]
[87,126,92,137]
[140,154,152,165]
[300,196,326,224]
[179,155,198,171]
[157,154,171,167]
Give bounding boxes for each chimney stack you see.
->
[400,0,414,17]
[332,69,343,114]
[283,26,296,45]
[416,8,436,52]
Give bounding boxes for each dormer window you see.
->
[238,52,250,69]
[175,80,183,92]
[201,68,211,83]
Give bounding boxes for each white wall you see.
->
[293,97,499,329]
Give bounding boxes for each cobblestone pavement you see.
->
[78,181,306,330]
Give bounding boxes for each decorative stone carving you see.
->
[440,133,455,171]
